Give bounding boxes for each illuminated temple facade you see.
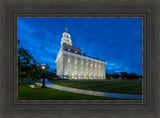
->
[55,28,106,80]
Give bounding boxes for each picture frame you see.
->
[1,0,159,117]
[15,14,145,104]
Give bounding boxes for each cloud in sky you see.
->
[18,17,142,75]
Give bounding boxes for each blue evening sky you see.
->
[18,17,142,75]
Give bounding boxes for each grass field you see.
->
[18,83,126,100]
[52,80,142,95]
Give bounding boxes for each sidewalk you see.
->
[44,80,142,100]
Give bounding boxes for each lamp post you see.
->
[41,63,47,88]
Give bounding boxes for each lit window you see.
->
[68,49,70,51]
[75,60,77,65]
[91,64,93,67]
[81,72,83,76]
[75,71,77,75]
[81,62,83,66]
[68,59,70,64]
[68,71,70,75]
[86,63,88,66]
[75,67,77,69]
[86,72,88,76]
[81,67,83,70]
[95,65,97,68]
[75,51,77,53]
[99,65,101,68]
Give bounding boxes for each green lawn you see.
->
[18,83,125,100]
[52,80,142,95]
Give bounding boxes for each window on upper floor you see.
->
[68,49,70,51]
[75,60,77,65]
[68,59,70,64]
[75,51,77,53]
[91,64,93,67]
[75,71,77,75]
[86,63,88,66]
[95,65,97,68]
[99,65,101,68]
[81,62,83,66]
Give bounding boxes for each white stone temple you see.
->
[55,28,106,80]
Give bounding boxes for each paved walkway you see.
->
[43,80,142,100]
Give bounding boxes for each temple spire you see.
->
[61,27,72,46]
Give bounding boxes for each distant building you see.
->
[55,28,106,80]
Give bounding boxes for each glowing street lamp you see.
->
[42,65,45,70]
[41,63,47,88]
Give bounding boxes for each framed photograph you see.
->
[1,0,160,118]
[16,15,144,104]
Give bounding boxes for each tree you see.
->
[128,73,138,80]
[111,73,119,79]
[18,47,35,65]
[105,73,110,80]
[120,72,128,79]
[18,41,38,83]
